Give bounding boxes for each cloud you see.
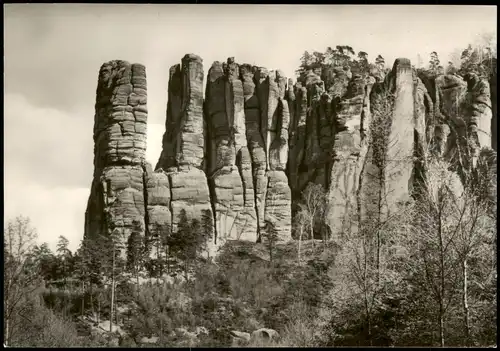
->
[4,93,94,189]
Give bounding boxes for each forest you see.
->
[3,33,497,347]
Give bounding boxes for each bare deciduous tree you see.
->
[301,183,328,247]
[4,216,40,346]
[293,205,310,266]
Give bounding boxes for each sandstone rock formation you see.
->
[155,54,214,248]
[84,60,149,255]
[424,72,493,175]
[286,58,494,240]
[85,54,495,253]
[205,59,257,242]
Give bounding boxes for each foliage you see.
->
[167,210,208,275]
[299,183,328,241]
[295,45,386,89]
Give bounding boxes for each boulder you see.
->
[251,328,280,343]
[139,336,158,345]
[230,330,251,346]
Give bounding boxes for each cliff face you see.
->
[155,54,214,252]
[84,60,149,256]
[85,55,495,251]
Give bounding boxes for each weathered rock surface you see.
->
[84,60,148,254]
[251,328,280,343]
[380,58,418,216]
[85,55,495,253]
[230,330,251,346]
[426,72,493,172]
[144,165,171,243]
[326,75,367,237]
[205,59,258,242]
[155,54,214,251]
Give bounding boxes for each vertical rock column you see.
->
[241,65,292,241]
[433,73,492,171]
[205,58,258,242]
[300,73,326,189]
[265,70,292,241]
[433,75,468,167]
[155,54,214,245]
[412,73,431,194]
[358,59,428,230]
[286,80,307,195]
[326,75,367,239]
[464,73,493,167]
[240,65,268,240]
[84,60,148,254]
[383,58,416,216]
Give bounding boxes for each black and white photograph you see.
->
[3,4,497,347]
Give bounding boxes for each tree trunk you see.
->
[115,298,119,330]
[157,240,161,286]
[5,298,10,346]
[298,227,303,266]
[364,290,372,346]
[97,296,101,325]
[376,228,381,284]
[439,306,445,348]
[90,282,94,319]
[81,280,85,317]
[160,313,164,345]
[136,269,140,298]
[438,197,445,348]
[363,238,373,347]
[310,219,315,247]
[166,246,170,275]
[110,248,116,333]
[463,258,470,346]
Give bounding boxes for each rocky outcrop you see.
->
[379,59,419,215]
[84,60,148,255]
[465,73,493,166]
[290,59,432,239]
[326,74,368,237]
[156,54,215,249]
[144,164,171,241]
[251,328,280,344]
[85,55,495,252]
[238,64,292,241]
[425,72,493,174]
[205,59,257,242]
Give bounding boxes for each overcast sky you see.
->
[4,4,496,252]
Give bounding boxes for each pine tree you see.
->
[167,210,207,280]
[263,220,279,264]
[127,231,146,290]
[56,235,72,286]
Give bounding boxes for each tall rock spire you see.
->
[84,60,148,255]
